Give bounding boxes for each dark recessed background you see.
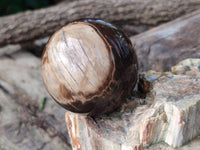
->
[0,0,62,17]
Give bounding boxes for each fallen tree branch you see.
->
[0,0,200,47]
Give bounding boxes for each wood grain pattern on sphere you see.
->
[42,19,138,116]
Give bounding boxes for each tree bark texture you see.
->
[1,0,200,47]
[131,9,200,72]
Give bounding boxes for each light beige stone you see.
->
[66,59,200,150]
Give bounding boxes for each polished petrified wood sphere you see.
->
[42,19,138,116]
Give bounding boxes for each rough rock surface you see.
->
[66,59,200,150]
[0,44,199,150]
[0,46,71,150]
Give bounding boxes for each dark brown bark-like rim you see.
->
[42,19,138,116]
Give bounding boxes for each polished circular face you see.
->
[42,19,138,116]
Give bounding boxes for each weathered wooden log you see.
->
[65,59,200,150]
[1,0,200,47]
[13,9,200,74]
[131,9,200,72]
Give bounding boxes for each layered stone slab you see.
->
[66,59,200,150]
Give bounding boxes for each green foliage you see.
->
[0,0,54,16]
[39,97,47,111]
